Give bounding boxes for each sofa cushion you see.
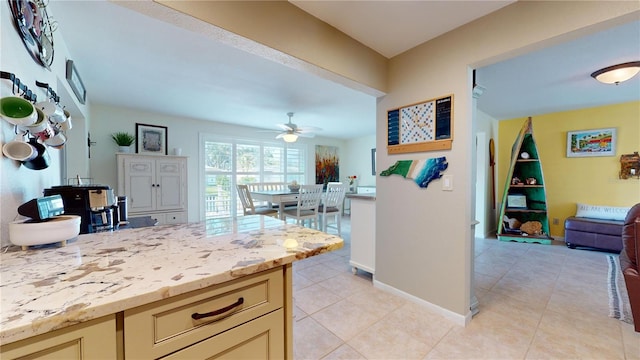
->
[565,216,623,236]
[576,203,631,221]
[622,204,640,267]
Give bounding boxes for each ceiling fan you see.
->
[273,112,321,142]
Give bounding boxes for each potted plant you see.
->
[111,132,135,153]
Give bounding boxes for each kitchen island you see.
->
[0,215,343,359]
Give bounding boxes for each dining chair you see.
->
[282,184,324,229]
[319,182,347,236]
[236,184,279,217]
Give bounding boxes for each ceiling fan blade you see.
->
[297,132,316,138]
[277,123,294,131]
[297,126,322,132]
[275,133,285,139]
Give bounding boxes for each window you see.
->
[202,136,306,219]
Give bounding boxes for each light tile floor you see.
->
[293,216,640,359]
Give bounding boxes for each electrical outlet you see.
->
[552,218,559,225]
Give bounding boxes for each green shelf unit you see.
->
[497,117,552,244]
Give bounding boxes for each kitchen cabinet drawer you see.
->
[163,211,186,224]
[162,309,284,359]
[124,267,283,359]
[0,315,116,360]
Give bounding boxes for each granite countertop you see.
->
[346,193,376,200]
[0,215,343,345]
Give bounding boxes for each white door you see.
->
[156,158,186,211]
[124,157,156,213]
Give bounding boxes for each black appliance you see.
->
[44,185,116,234]
[18,194,65,221]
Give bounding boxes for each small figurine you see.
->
[511,176,523,185]
[526,177,537,185]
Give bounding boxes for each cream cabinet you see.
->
[0,315,116,359]
[124,266,290,359]
[117,154,187,225]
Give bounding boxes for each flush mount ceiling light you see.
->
[591,61,640,85]
[282,133,298,143]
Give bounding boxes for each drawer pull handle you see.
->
[191,297,244,320]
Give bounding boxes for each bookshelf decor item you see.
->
[497,117,552,245]
[387,95,453,154]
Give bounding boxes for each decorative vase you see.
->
[118,145,131,153]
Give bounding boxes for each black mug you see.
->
[22,137,50,170]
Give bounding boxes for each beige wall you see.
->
[376,2,639,320]
[152,0,387,96]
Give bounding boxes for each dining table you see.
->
[250,190,300,220]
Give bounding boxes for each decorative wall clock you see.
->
[8,0,56,69]
[387,94,453,154]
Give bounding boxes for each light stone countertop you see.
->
[0,215,343,345]
[346,193,376,200]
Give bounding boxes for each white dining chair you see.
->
[282,184,324,229]
[319,182,347,236]
[236,184,279,217]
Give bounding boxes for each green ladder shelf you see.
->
[497,117,552,245]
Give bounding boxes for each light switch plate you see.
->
[442,175,453,191]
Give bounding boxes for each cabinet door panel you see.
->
[124,157,156,212]
[156,159,186,211]
[161,309,284,360]
[0,316,116,360]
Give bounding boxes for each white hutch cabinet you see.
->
[117,154,187,225]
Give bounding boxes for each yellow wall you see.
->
[498,101,640,237]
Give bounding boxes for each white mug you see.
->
[23,108,53,141]
[2,133,37,161]
[36,101,65,123]
[58,117,72,131]
[173,148,182,156]
[45,131,67,148]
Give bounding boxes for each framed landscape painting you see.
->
[566,128,616,158]
[136,123,168,155]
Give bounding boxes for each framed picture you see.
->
[66,60,86,104]
[566,128,616,157]
[371,148,376,175]
[507,194,527,209]
[136,123,168,155]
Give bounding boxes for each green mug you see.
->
[0,96,37,126]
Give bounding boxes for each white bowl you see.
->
[9,215,81,248]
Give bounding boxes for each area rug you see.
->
[607,255,633,324]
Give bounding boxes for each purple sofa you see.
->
[564,216,624,252]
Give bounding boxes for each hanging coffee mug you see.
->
[45,130,67,149]
[1,96,37,126]
[22,137,50,170]
[23,107,53,141]
[2,133,37,161]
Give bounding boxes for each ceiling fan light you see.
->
[591,61,640,84]
[282,133,298,143]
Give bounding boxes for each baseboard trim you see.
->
[372,279,471,327]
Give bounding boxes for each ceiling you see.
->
[45,1,639,140]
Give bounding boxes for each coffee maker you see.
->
[44,185,117,234]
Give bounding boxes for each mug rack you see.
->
[1,71,38,102]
